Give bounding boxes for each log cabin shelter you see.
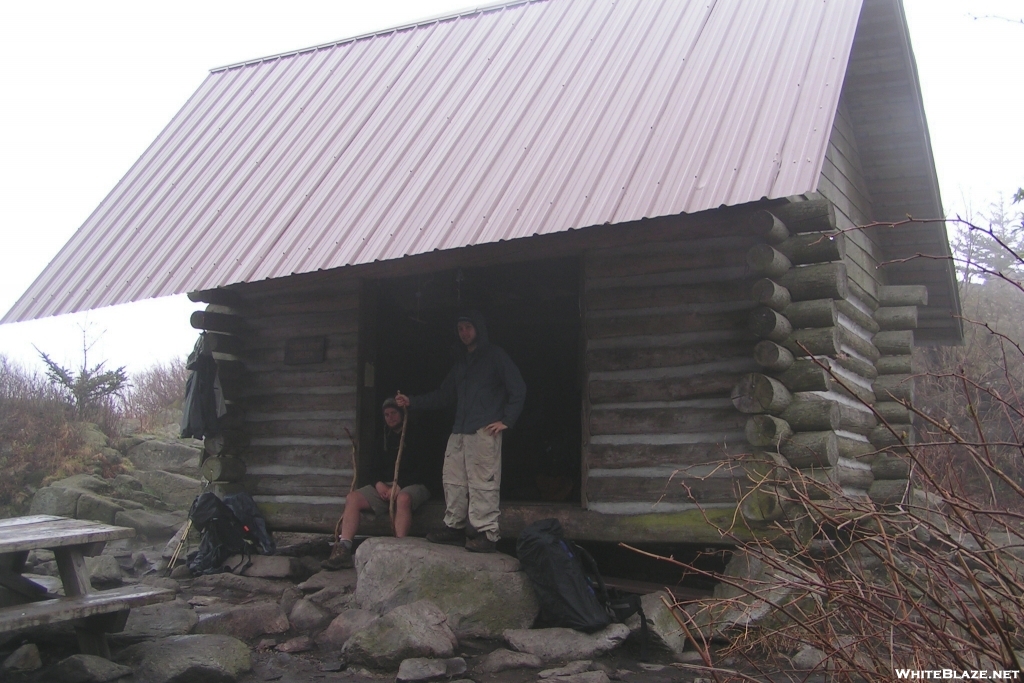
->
[5,0,962,544]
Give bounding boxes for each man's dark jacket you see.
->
[409,311,526,434]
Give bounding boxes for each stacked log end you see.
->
[189,295,248,483]
[866,285,926,505]
[738,201,897,526]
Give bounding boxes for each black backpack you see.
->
[186,492,255,575]
[517,518,649,654]
[223,492,275,555]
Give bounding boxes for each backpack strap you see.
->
[572,543,609,604]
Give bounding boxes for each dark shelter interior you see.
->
[372,257,582,504]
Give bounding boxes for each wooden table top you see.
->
[0,516,135,554]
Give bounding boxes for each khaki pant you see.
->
[442,429,501,542]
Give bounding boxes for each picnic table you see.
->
[0,515,175,658]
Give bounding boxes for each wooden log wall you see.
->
[190,279,362,530]
[733,200,898,525]
[582,223,762,515]
[866,285,925,506]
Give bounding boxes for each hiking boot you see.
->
[465,536,497,553]
[321,542,353,570]
[425,526,466,546]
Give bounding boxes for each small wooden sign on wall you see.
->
[284,336,327,365]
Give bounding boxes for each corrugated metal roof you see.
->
[5,0,864,323]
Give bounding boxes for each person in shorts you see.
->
[322,398,431,569]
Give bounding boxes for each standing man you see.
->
[322,398,431,570]
[396,310,526,553]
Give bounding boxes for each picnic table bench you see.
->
[0,515,175,658]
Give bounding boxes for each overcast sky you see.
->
[0,0,1021,374]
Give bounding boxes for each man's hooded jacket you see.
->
[409,311,526,434]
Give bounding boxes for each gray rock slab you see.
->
[29,486,82,517]
[342,600,457,669]
[51,653,133,682]
[309,586,356,613]
[539,661,593,678]
[2,643,41,672]
[135,469,202,509]
[139,575,181,593]
[85,555,122,587]
[289,598,330,632]
[116,634,252,683]
[76,492,124,524]
[113,599,198,641]
[195,601,290,640]
[355,537,538,638]
[624,590,687,655]
[127,439,202,477]
[792,645,827,670]
[51,473,111,494]
[315,608,378,648]
[298,568,357,593]
[503,624,630,662]
[114,509,186,539]
[475,648,543,673]
[397,657,466,682]
[545,672,611,683]
[276,635,313,653]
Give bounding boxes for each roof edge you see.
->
[210,0,543,73]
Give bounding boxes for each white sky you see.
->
[0,0,1021,374]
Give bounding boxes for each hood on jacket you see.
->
[456,309,490,350]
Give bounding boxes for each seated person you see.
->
[322,398,431,570]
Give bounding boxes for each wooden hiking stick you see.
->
[334,426,359,542]
[388,404,409,533]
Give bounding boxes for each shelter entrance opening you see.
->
[372,257,582,504]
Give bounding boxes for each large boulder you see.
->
[355,537,538,638]
[50,654,133,683]
[114,509,187,539]
[194,601,290,640]
[315,608,378,648]
[50,473,112,495]
[29,486,82,516]
[126,438,202,477]
[503,624,630,662]
[343,600,457,669]
[116,634,251,683]
[76,493,124,525]
[624,590,688,655]
[114,600,199,641]
[684,548,818,639]
[134,470,202,509]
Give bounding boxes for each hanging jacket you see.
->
[180,334,226,439]
[409,311,526,434]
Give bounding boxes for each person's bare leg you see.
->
[340,491,370,541]
[394,492,413,538]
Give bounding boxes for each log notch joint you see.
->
[737,199,893,526]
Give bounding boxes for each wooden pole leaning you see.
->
[388,406,409,534]
[333,427,360,542]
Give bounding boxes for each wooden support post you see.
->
[875,401,911,424]
[775,360,832,393]
[783,327,841,357]
[872,455,911,480]
[834,457,874,490]
[869,424,915,448]
[836,435,875,461]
